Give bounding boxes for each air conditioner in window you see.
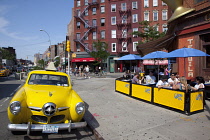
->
[77,49,81,52]
[144,5,148,8]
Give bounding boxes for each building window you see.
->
[101,18,105,26]
[133,42,138,51]
[122,15,127,23]
[76,9,81,16]
[162,10,168,20]
[154,25,159,31]
[101,6,105,13]
[76,43,80,52]
[162,1,167,6]
[92,19,97,26]
[76,0,81,7]
[122,29,127,38]
[121,3,127,11]
[153,0,158,7]
[132,1,138,9]
[101,0,105,3]
[76,33,80,39]
[85,9,88,16]
[92,7,96,15]
[122,42,127,52]
[101,30,105,39]
[84,33,88,40]
[85,20,89,28]
[111,30,116,38]
[153,11,158,21]
[144,11,149,21]
[93,31,97,40]
[144,0,149,7]
[111,16,116,25]
[111,43,117,52]
[85,0,88,5]
[162,24,168,32]
[111,4,116,12]
[76,21,80,29]
[133,28,138,37]
[132,14,138,23]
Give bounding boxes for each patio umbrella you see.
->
[141,51,168,60]
[165,47,210,58]
[166,47,210,77]
[141,51,169,80]
[118,54,142,72]
[118,54,142,60]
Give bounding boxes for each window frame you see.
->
[111,16,116,25]
[132,1,138,10]
[133,41,138,52]
[111,43,117,52]
[132,14,138,23]
[111,4,116,12]
[111,30,116,38]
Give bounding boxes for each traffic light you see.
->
[66,40,71,52]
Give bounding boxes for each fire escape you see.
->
[116,3,131,54]
[74,1,99,53]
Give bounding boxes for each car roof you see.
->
[29,70,68,76]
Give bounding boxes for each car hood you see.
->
[24,85,71,107]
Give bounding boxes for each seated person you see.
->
[190,76,205,91]
[172,77,190,92]
[145,71,156,84]
[132,72,140,84]
[156,75,170,88]
[168,73,179,87]
[123,70,131,79]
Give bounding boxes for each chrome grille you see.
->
[43,103,56,116]
[31,115,47,123]
[50,115,65,123]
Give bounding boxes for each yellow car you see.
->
[0,68,9,76]
[7,62,86,135]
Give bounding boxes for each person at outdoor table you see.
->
[172,77,189,92]
[123,70,131,79]
[132,72,140,84]
[190,76,205,91]
[145,71,156,84]
[156,75,170,88]
[168,73,179,87]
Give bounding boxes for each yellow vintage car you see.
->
[0,67,9,76]
[7,62,86,135]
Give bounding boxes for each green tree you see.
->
[132,21,166,44]
[89,40,110,67]
[38,59,45,69]
[54,56,60,67]
[0,48,16,60]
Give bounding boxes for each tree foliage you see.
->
[132,21,166,44]
[0,48,16,60]
[38,59,45,69]
[89,40,110,66]
[54,56,60,67]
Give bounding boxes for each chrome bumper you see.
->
[8,121,87,133]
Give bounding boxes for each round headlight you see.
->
[75,102,85,115]
[10,101,21,115]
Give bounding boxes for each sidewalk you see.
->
[72,73,210,140]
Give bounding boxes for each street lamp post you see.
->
[40,29,52,61]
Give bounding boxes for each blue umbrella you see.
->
[141,51,168,60]
[166,47,210,58]
[118,54,142,60]
[165,47,210,77]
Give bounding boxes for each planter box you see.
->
[15,72,24,80]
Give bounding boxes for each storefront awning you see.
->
[137,34,176,56]
[143,60,168,65]
[72,58,95,62]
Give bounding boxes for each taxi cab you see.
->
[7,62,86,135]
[0,67,9,76]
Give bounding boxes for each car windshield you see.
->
[28,74,69,86]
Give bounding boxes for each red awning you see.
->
[72,58,95,62]
[143,60,168,65]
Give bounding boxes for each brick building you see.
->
[72,0,170,72]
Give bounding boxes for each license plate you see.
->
[42,125,59,133]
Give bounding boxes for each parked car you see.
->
[7,62,86,135]
[0,67,9,76]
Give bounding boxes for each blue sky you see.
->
[0,0,74,61]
